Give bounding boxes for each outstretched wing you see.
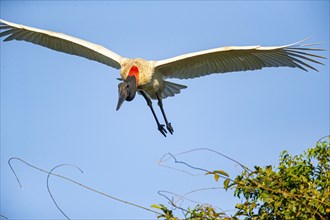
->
[155,39,326,79]
[0,19,123,69]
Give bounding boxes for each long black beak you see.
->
[116,96,126,111]
[116,82,129,111]
[116,77,137,111]
[116,89,127,111]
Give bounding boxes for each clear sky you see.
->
[1,1,329,219]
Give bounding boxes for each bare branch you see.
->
[0,214,8,219]
[316,135,329,143]
[158,189,231,218]
[158,190,189,214]
[159,148,243,183]
[47,164,83,220]
[8,157,163,217]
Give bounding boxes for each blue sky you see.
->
[1,1,329,219]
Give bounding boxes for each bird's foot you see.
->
[166,122,174,135]
[158,124,167,137]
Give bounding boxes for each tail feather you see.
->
[162,81,187,99]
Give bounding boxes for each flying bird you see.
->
[0,19,326,137]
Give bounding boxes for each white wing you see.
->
[0,19,123,69]
[155,39,326,79]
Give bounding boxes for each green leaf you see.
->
[224,178,230,190]
[274,201,281,208]
[151,204,161,209]
[214,173,220,182]
[214,170,229,177]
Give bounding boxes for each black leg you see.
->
[156,93,174,135]
[140,91,167,137]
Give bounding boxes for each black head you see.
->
[116,75,137,111]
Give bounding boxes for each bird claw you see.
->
[157,123,173,137]
[167,122,174,135]
[158,124,167,137]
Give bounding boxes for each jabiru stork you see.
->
[0,19,326,136]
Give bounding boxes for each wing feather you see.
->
[0,19,123,69]
[155,40,326,79]
[285,49,325,59]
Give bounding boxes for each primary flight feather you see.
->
[0,19,326,136]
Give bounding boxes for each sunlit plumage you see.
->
[0,19,326,136]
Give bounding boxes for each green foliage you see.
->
[151,204,179,220]
[152,203,229,220]
[232,139,329,219]
[153,138,330,219]
[184,205,229,220]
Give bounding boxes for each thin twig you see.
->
[8,157,163,217]
[159,188,223,210]
[159,148,251,176]
[0,214,8,219]
[158,190,231,218]
[316,135,329,143]
[158,153,199,176]
[47,164,83,220]
[177,148,251,172]
[157,190,189,213]
[159,150,236,182]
